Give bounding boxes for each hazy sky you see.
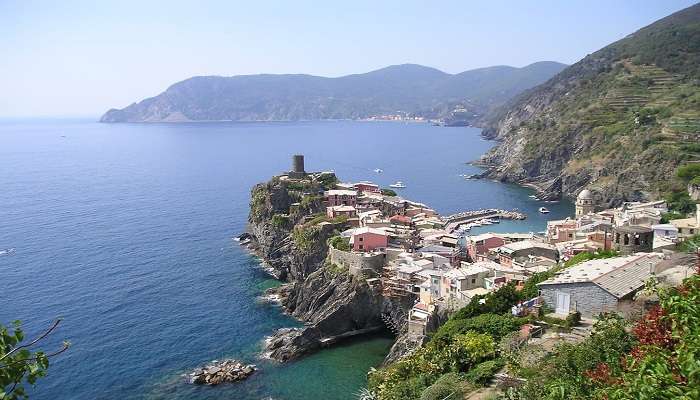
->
[1,0,697,117]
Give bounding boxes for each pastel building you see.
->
[353,182,381,194]
[324,190,357,207]
[350,227,389,252]
[467,233,506,261]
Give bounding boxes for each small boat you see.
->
[373,168,383,173]
[0,248,15,256]
[389,181,406,188]
[528,195,537,199]
[539,207,550,214]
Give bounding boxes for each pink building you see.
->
[389,214,412,226]
[326,205,357,219]
[324,189,357,207]
[353,182,380,194]
[467,233,505,261]
[351,227,389,252]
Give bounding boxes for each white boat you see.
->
[389,181,406,188]
[373,168,383,173]
[528,195,537,199]
[539,207,550,214]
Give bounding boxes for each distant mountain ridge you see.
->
[99,62,566,123]
[479,3,700,206]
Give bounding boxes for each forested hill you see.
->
[99,62,566,123]
[479,3,700,207]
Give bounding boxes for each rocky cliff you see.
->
[248,174,412,362]
[478,4,700,207]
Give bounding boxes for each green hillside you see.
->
[480,3,700,206]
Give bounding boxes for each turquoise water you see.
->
[0,119,572,400]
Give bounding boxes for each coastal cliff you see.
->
[247,174,412,362]
[477,3,700,207]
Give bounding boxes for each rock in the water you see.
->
[188,359,256,385]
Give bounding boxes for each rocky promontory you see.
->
[247,173,412,362]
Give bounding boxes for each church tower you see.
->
[575,189,595,217]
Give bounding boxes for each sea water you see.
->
[0,119,572,399]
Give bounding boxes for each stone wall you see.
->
[540,282,618,317]
[329,248,386,278]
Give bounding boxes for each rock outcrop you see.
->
[187,359,256,385]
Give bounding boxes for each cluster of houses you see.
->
[320,178,697,338]
[546,189,700,258]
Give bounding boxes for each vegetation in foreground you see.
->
[1,320,69,400]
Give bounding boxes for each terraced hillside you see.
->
[480,3,700,206]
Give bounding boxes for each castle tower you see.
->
[575,189,595,217]
[288,154,306,179]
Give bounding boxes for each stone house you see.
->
[538,254,662,317]
[612,225,653,255]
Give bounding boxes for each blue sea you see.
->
[0,119,573,400]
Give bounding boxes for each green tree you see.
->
[1,319,69,400]
[676,164,700,182]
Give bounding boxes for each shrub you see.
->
[381,188,398,197]
[464,359,505,386]
[444,332,496,372]
[271,214,290,228]
[660,211,686,223]
[292,225,319,251]
[316,173,338,189]
[300,194,321,208]
[564,250,618,268]
[676,163,700,181]
[328,235,350,251]
[431,314,528,349]
[565,311,581,327]
[453,282,522,320]
[419,373,471,400]
[676,234,700,253]
[665,188,696,214]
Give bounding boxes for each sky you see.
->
[1,0,697,117]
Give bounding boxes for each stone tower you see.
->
[288,154,307,179]
[575,189,595,217]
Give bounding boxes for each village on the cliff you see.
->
[269,155,697,340]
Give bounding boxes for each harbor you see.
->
[443,208,527,234]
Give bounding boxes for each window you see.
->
[471,278,476,284]
[359,237,363,242]
[359,245,364,250]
